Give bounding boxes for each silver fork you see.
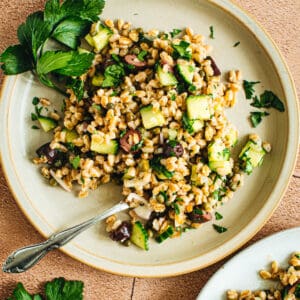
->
[2,201,129,273]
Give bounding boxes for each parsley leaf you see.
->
[215,212,223,220]
[172,41,192,60]
[243,80,260,99]
[102,64,125,88]
[170,29,182,38]
[158,191,168,202]
[7,282,39,300]
[37,51,94,76]
[137,50,148,61]
[52,17,91,49]
[209,25,214,39]
[31,125,40,130]
[250,111,269,128]
[131,140,144,152]
[32,97,40,105]
[70,155,80,169]
[213,224,227,233]
[182,112,194,134]
[44,0,64,27]
[173,202,180,215]
[66,77,84,101]
[150,156,174,179]
[259,90,285,112]
[233,41,240,47]
[45,277,84,300]
[17,12,52,63]
[0,45,33,75]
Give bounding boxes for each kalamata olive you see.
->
[207,56,221,76]
[163,141,184,158]
[124,54,147,68]
[109,221,132,243]
[120,129,142,153]
[36,143,59,165]
[188,206,212,223]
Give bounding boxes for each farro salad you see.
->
[30,19,271,250]
[227,252,300,300]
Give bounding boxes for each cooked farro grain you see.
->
[33,20,271,249]
[227,252,300,300]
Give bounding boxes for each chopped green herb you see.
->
[102,64,125,88]
[243,80,260,99]
[250,111,269,128]
[70,155,80,169]
[137,50,148,61]
[110,91,118,97]
[131,140,144,152]
[32,96,39,105]
[182,112,194,134]
[215,212,223,220]
[172,41,192,60]
[251,90,285,112]
[188,85,196,92]
[170,93,176,101]
[193,208,203,215]
[150,156,174,179]
[31,125,40,130]
[158,191,168,202]
[31,113,38,121]
[233,41,240,47]
[295,254,300,259]
[120,130,126,138]
[295,284,300,297]
[209,25,214,39]
[213,224,227,233]
[66,77,84,101]
[170,29,182,38]
[173,202,180,215]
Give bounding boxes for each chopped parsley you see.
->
[137,50,148,61]
[31,113,38,121]
[233,41,240,47]
[150,156,174,179]
[32,96,39,105]
[209,25,214,39]
[170,28,182,38]
[91,103,101,111]
[31,125,40,130]
[250,111,269,128]
[243,80,260,99]
[130,140,144,152]
[215,212,223,220]
[170,93,176,101]
[172,40,192,60]
[158,191,168,202]
[70,155,80,169]
[213,224,227,233]
[182,112,194,134]
[120,130,126,138]
[251,90,285,112]
[188,85,196,92]
[173,202,180,215]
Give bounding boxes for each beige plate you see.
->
[0,0,299,277]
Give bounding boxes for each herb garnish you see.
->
[137,50,148,61]
[233,41,240,47]
[31,125,40,130]
[172,41,192,60]
[32,97,40,105]
[131,140,144,152]
[209,25,214,39]
[7,277,84,300]
[215,212,223,220]
[70,155,80,169]
[182,112,195,134]
[0,0,106,95]
[250,111,269,128]
[243,80,260,99]
[173,202,180,215]
[170,28,182,38]
[213,224,227,233]
[150,156,174,179]
[251,90,285,112]
[158,191,168,202]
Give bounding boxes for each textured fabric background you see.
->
[0,1,299,299]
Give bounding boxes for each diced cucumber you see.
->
[130,221,149,250]
[239,139,266,174]
[176,63,195,85]
[225,127,238,147]
[92,74,104,86]
[63,129,79,143]
[91,135,118,154]
[168,129,178,140]
[192,119,204,133]
[186,95,212,120]
[85,25,113,52]
[140,105,165,129]
[157,65,178,86]
[155,226,174,243]
[38,117,57,132]
[208,139,232,175]
[209,161,232,176]
[208,140,230,162]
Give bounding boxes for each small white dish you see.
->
[198,227,300,299]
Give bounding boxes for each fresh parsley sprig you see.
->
[7,277,83,300]
[243,80,260,99]
[0,0,106,96]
